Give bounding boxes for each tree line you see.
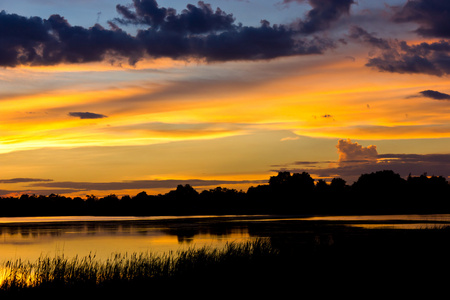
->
[0,170,449,217]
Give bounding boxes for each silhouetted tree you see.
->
[330,178,347,190]
[164,184,199,214]
[269,171,292,187]
[267,171,316,213]
[199,187,247,214]
[352,170,406,196]
[246,184,272,213]
[315,179,329,192]
[406,173,450,213]
[351,170,408,213]
[0,169,448,217]
[291,172,315,191]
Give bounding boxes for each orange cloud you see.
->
[336,139,378,162]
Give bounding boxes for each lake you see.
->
[1,214,450,263]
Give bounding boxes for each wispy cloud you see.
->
[27,178,267,192]
[68,112,108,119]
[280,136,300,142]
[419,90,450,101]
[0,178,53,184]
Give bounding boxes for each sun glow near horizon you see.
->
[0,0,449,197]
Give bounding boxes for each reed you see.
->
[3,226,450,297]
[0,238,278,294]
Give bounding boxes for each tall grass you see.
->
[5,226,450,297]
[0,238,278,294]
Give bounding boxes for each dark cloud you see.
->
[0,10,142,67]
[0,178,267,196]
[392,0,450,38]
[271,160,334,168]
[296,0,355,34]
[115,0,236,34]
[348,26,390,50]
[135,20,332,61]
[120,0,337,61]
[0,189,83,197]
[348,0,450,77]
[273,139,450,183]
[0,0,347,67]
[274,154,450,183]
[350,26,450,76]
[367,39,450,76]
[0,178,53,184]
[28,178,267,192]
[419,90,450,101]
[377,153,450,164]
[68,112,108,119]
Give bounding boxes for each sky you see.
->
[0,0,449,198]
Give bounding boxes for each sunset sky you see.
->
[0,0,449,197]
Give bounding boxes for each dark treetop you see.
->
[0,170,448,217]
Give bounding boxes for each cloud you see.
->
[68,112,108,119]
[0,189,84,197]
[0,178,53,184]
[350,25,450,76]
[295,0,355,34]
[114,0,236,33]
[273,139,450,183]
[336,138,378,162]
[347,0,450,77]
[127,0,336,62]
[419,90,450,101]
[392,0,450,38]
[0,178,267,196]
[283,154,450,181]
[348,26,390,50]
[377,153,450,164]
[280,136,300,141]
[0,10,142,67]
[0,0,347,67]
[119,0,354,35]
[28,178,267,192]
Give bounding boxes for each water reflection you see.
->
[2,214,450,263]
[303,214,450,229]
[0,216,255,263]
[304,214,450,222]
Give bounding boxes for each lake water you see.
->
[1,214,450,263]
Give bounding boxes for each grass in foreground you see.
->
[0,238,282,297]
[3,225,450,298]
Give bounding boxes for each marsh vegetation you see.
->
[1,221,450,298]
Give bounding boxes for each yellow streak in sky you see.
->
[16,57,187,73]
[2,55,450,155]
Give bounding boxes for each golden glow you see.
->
[0,51,449,198]
[16,57,189,73]
[2,53,450,156]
